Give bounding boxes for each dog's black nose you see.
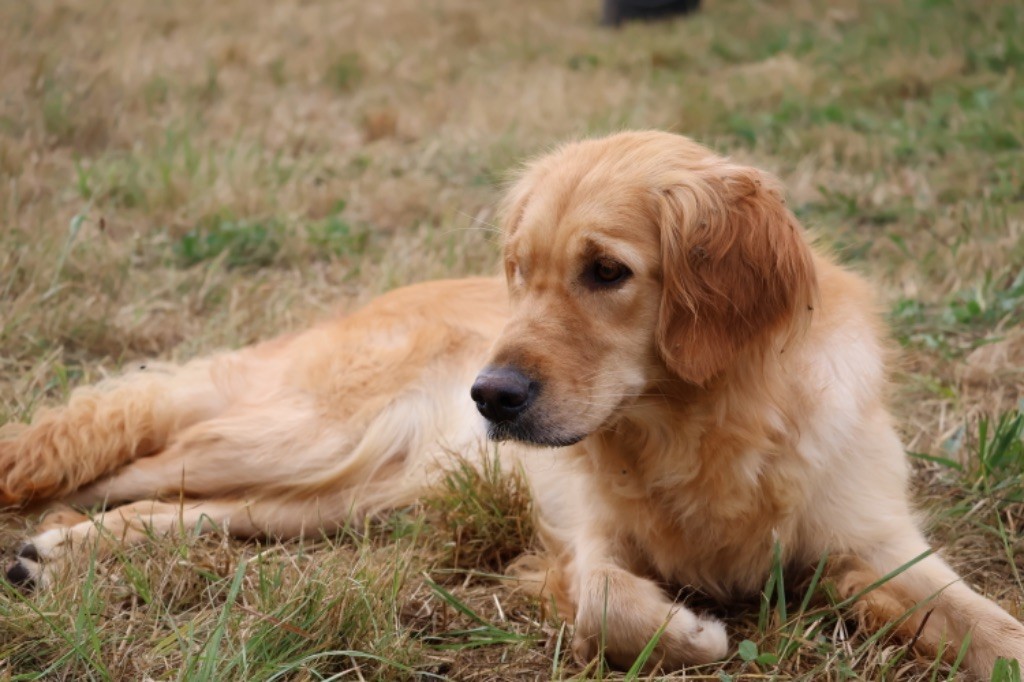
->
[471,366,534,423]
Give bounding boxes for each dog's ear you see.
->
[499,169,537,238]
[497,167,541,282]
[656,163,818,385]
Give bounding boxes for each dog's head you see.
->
[471,131,818,446]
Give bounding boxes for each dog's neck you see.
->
[574,346,810,597]
[593,336,805,474]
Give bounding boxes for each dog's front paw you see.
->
[681,611,730,662]
[572,601,729,671]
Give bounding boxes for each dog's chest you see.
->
[588,425,807,597]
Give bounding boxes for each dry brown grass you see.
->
[1,0,1023,679]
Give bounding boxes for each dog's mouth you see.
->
[470,365,590,447]
[486,419,586,448]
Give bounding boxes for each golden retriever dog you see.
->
[2,131,1022,677]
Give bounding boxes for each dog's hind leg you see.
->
[64,395,358,507]
[0,356,236,506]
[66,384,450,516]
[5,498,248,589]
[5,493,372,590]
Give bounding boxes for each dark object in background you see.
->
[602,0,701,26]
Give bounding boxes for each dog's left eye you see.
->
[588,258,632,287]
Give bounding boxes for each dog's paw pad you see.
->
[17,542,40,562]
[6,564,33,588]
[5,542,49,589]
[4,530,72,590]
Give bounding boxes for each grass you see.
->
[1,0,1023,678]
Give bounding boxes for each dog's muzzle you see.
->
[471,365,585,447]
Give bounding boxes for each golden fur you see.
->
[2,131,1022,677]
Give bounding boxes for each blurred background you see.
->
[0,1,1022,679]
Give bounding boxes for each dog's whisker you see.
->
[456,209,503,232]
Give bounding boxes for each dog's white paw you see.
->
[676,611,729,662]
[5,528,74,590]
[572,604,729,670]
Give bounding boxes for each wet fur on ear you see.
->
[656,163,819,386]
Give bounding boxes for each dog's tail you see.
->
[0,358,228,506]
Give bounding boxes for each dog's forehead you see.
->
[513,174,660,260]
